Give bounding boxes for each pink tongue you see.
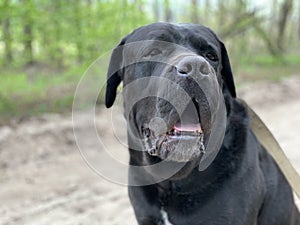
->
[173,123,202,132]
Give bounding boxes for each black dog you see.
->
[105,23,300,225]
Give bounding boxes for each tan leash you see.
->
[238,99,300,199]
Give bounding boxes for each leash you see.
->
[238,98,300,199]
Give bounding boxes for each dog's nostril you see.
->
[200,63,210,75]
[177,63,193,76]
[176,57,210,77]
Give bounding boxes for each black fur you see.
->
[105,23,300,225]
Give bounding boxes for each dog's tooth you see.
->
[148,148,158,156]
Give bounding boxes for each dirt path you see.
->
[0,76,299,225]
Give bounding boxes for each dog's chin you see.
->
[143,133,205,180]
[167,160,200,180]
[156,134,204,162]
[144,154,201,180]
[144,124,205,162]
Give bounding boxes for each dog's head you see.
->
[105,23,236,178]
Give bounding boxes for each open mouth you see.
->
[166,97,203,138]
[143,98,206,162]
[167,120,202,138]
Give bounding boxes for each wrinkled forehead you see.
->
[125,23,221,51]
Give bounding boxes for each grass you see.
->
[0,65,91,121]
[0,53,299,122]
[233,54,300,84]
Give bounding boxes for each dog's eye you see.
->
[206,52,218,62]
[143,48,162,58]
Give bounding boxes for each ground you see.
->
[0,75,300,225]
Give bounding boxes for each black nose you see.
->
[176,56,210,77]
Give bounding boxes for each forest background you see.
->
[0,0,299,120]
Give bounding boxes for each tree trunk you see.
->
[53,1,63,67]
[164,0,172,22]
[277,0,293,50]
[298,0,300,40]
[253,23,281,58]
[22,0,34,65]
[134,0,143,12]
[217,0,225,29]
[2,0,13,64]
[73,0,84,63]
[153,0,160,21]
[23,24,33,65]
[269,0,278,33]
[204,0,210,19]
[191,0,200,24]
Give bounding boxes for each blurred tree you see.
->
[51,1,64,67]
[21,0,35,65]
[164,0,172,22]
[269,0,278,33]
[277,0,293,50]
[0,0,298,69]
[298,0,300,40]
[72,0,84,63]
[1,0,13,64]
[153,0,160,21]
[204,0,211,19]
[217,0,225,29]
[253,23,281,56]
[191,0,200,24]
[219,0,258,39]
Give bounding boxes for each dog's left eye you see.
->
[143,48,162,58]
[205,52,218,62]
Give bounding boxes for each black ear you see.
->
[220,42,236,98]
[105,38,126,108]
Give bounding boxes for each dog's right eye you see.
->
[143,48,162,58]
[205,52,218,62]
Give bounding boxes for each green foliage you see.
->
[235,54,300,83]
[0,72,81,119]
[0,0,299,119]
[0,0,150,67]
[0,0,151,118]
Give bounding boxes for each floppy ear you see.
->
[105,38,126,108]
[220,42,236,98]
